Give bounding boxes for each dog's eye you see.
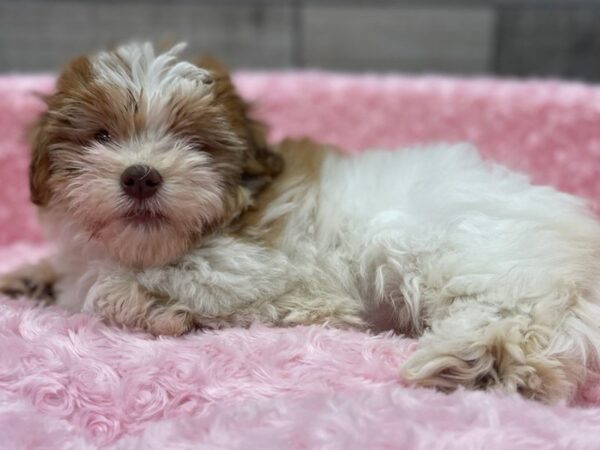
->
[94,129,111,144]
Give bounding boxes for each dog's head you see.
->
[30,42,282,267]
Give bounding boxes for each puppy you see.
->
[2,42,600,403]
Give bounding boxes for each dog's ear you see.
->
[29,119,52,206]
[30,56,93,206]
[196,55,230,81]
[55,56,93,96]
[197,56,283,193]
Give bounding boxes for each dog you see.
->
[2,42,600,403]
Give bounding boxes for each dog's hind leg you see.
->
[400,299,587,403]
[0,259,58,303]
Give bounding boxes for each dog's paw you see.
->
[401,348,494,393]
[91,273,195,336]
[145,307,195,337]
[0,262,56,302]
[401,330,575,403]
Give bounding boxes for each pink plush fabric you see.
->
[1,73,600,449]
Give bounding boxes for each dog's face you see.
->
[30,43,281,268]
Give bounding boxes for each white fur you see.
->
[95,43,212,121]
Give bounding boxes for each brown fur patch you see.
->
[197,56,283,181]
[30,57,94,206]
[233,138,333,245]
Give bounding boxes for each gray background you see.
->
[2,0,600,81]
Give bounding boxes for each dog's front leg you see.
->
[130,240,296,329]
[86,270,195,336]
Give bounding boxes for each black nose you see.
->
[120,165,162,200]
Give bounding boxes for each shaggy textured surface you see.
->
[1,73,600,448]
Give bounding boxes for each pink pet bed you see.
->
[1,73,600,449]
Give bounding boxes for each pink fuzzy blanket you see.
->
[1,73,600,449]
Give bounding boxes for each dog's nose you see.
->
[120,165,162,200]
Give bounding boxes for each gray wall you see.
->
[2,0,600,81]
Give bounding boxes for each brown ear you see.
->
[29,117,52,206]
[55,56,93,94]
[197,56,283,188]
[196,55,231,80]
[29,56,92,206]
